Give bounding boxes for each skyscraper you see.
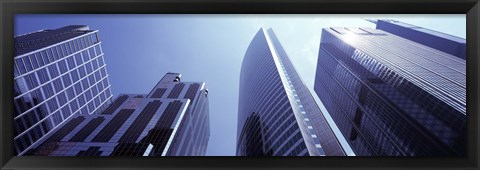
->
[14,25,113,155]
[367,19,466,59]
[314,26,466,156]
[27,73,210,156]
[237,28,345,156]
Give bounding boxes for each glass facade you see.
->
[13,25,113,156]
[26,73,210,156]
[372,19,466,60]
[314,26,466,156]
[237,28,345,156]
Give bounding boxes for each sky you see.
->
[15,14,466,156]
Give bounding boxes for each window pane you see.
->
[48,65,58,79]
[67,56,76,69]
[23,57,33,72]
[16,59,26,74]
[71,70,80,83]
[29,74,39,88]
[74,54,83,66]
[79,65,86,78]
[35,53,44,67]
[89,48,96,58]
[82,50,90,62]
[97,57,104,66]
[45,50,53,64]
[57,60,66,74]
[73,39,80,52]
[60,44,67,58]
[86,62,93,74]
[49,48,57,62]
[29,55,39,69]
[62,74,72,87]
[92,59,99,70]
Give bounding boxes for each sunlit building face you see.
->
[237,28,346,156]
[314,26,466,156]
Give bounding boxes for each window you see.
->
[72,39,79,52]
[68,41,74,54]
[37,68,48,84]
[85,89,92,101]
[30,55,39,69]
[79,37,86,49]
[97,57,104,66]
[78,94,86,107]
[66,86,75,100]
[95,45,102,55]
[62,74,72,87]
[82,51,90,62]
[48,64,59,79]
[35,88,44,101]
[16,59,27,75]
[58,92,67,106]
[43,83,54,99]
[103,79,109,89]
[88,75,95,86]
[58,60,68,74]
[48,98,59,112]
[35,53,45,67]
[45,49,53,64]
[70,100,79,112]
[85,62,93,74]
[89,48,96,58]
[88,102,95,113]
[74,54,83,66]
[29,74,39,88]
[53,46,61,60]
[96,83,103,93]
[74,83,82,95]
[71,70,79,82]
[53,79,64,93]
[100,68,107,77]
[67,56,76,69]
[100,91,107,102]
[60,44,67,58]
[92,59,99,70]
[94,71,101,82]
[79,65,87,78]
[23,57,33,72]
[87,36,93,45]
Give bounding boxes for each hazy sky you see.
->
[15,14,466,156]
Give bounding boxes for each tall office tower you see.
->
[27,73,210,156]
[13,25,113,155]
[314,26,466,156]
[366,19,466,60]
[237,28,345,156]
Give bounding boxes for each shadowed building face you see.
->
[24,71,210,156]
[13,25,114,156]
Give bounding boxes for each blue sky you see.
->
[15,14,466,156]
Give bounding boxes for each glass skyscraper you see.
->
[237,28,345,156]
[313,26,466,156]
[14,25,113,155]
[26,73,210,156]
[368,19,466,60]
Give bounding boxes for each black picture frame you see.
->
[1,0,479,169]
